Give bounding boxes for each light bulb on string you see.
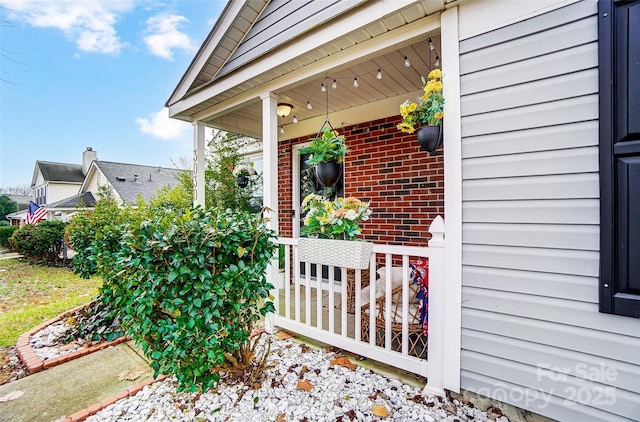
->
[353,77,359,88]
[320,83,326,93]
[376,69,382,80]
[434,56,440,68]
[332,79,337,89]
[279,126,284,134]
[293,115,298,124]
[404,56,411,67]
[306,100,312,110]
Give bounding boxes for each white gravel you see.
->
[86,334,508,422]
[29,320,83,360]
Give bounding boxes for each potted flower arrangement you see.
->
[298,127,348,187]
[232,163,257,188]
[397,68,444,152]
[297,193,373,270]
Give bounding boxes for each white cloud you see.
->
[3,0,133,54]
[136,108,191,142]
[143,14,195,61]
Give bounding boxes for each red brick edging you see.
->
[15,303,169,421]
[16,302,130,374]
[62,374,169,422]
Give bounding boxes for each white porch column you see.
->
[425,215,445,397]
[261,92,280,333]
[441,5,463,394]
[192,121,206,208]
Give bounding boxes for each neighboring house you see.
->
[79,161,187,204]
[9,147,187,225]
[166,1,639,421]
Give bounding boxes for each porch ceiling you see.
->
[172,1,443,140]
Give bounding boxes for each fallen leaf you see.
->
[296,379,313,391]
[0,391,24,403]
[117,366,148,381]
[372,403,390,417]
[275,330,293,340]
[330,357,356,370]
[276,414,286,422]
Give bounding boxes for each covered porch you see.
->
[167,0,462,395]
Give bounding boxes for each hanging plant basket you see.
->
[417,125,443,152]
[236,175,249,188]
[315,162,342,187]
[298,238,373,270]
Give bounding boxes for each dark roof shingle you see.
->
[95,161,188,203]
[36,161,84,183]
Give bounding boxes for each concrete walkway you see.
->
[0,342,152,422]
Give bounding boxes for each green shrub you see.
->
[65,189,127,278]
[98,207,276,392]
[0,225,18,248]
[10,221,67,264]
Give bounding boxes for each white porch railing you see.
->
[268,216,445,393]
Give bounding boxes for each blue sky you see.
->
[0,0,226,189]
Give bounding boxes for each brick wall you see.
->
[278,115,444,247]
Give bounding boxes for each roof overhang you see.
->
[167,0,445,140]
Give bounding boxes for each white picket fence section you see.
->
[269,216,445,393]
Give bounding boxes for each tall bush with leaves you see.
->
[98,207,276,392]
[65,188,127,278]
[0,225,18,248]
[10,221,67,264]
[203,133,262,212]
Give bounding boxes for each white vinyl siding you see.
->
[458,1,640,421]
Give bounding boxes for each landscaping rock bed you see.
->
[85,334,508,422]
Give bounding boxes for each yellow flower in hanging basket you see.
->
[397,69,445,133]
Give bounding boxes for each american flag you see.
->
[26,202,47,224]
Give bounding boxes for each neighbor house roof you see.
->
[45,192,96,209]
[86,161,188,204]
[32,161,85,186]
[8,195,31,211]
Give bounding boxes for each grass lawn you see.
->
[0,258,102,347]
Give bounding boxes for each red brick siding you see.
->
[277,115,444,247]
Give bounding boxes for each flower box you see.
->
[297,238,373,270]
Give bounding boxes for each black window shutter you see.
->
[599,0,640,317]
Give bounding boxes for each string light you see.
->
[279,40,439,130]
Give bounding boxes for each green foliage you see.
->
[0,194,18,221]
[10,221,67,264]
[203,133,262,212]
[65,299,124,343]
[0,225,18,248]
[97,207,277,392]
[298,127,348,165]
[65,188,131,278]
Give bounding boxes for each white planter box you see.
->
[297,238,374,270]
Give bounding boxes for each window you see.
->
[599,0,640,317]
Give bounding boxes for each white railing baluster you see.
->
[401,254,410,356]
[316,264,323,330]
[328,265,335,334]
[305,262,311,325]
[341,267,347,337]
[384,253,392,351]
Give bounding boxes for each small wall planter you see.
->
[236,175,249,188]
[416,125,443,153]
[298,238,373,270]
